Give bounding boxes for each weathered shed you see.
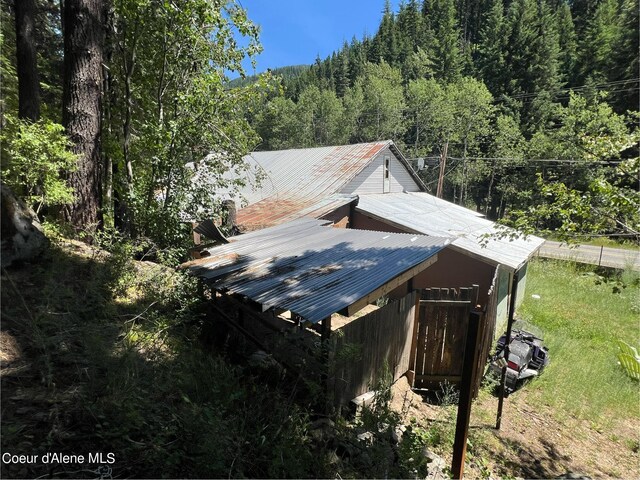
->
[184,218,448,323]
[183,218,451,404]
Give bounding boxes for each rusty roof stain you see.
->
[219,142,394,229]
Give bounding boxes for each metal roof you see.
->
[236,194,357,230]
[182,218,448,323]
[356,192,545,271]
[217,141,425,228]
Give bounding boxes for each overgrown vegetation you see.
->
[0,240,453,478]
[0,239,327,478]
[0,115,78,215]
[518,259,639,423]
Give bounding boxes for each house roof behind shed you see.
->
[182,218,448,323]
[356,192,544,271]
[236,193,357,231]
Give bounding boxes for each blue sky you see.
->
[235,0,401,77]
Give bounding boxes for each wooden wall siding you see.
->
[330,291,417,405]
[514,263,528,310]
[473,274,498,397]
[340,147,421,195]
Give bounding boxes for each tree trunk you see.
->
[62,0,105,232]
[15,0,40,121]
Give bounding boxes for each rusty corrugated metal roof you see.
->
[182,218,449,323]
[239,142,389,203]
[236,194,357,231]
[219,142,394,229]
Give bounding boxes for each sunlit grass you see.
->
[518,259,640,424]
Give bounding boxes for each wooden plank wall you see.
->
[412,287,473,389]
[330,291,417,405]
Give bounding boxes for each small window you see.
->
[384,157,390,179]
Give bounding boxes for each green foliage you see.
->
[103,0,269,246]
[355,61,406,141]
[502,93,640,239]
[1,115,77,214]
[0,241,327,478]
[519,259,640,422]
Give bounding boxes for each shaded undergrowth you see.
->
[1,240,323,478]
[1,238,437,479]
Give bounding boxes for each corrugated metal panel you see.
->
[224,142,389,206]
[215,141,426,230]
[236,194,358,231]
[356,192,545,271]
[340,147,422,195]
[183,218,448,323]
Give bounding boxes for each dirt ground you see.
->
[390,377,640,479]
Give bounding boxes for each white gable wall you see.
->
[340,147,422,195]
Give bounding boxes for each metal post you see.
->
[598,245,604,267]
[451,309,482,479]
[496,269,520,430]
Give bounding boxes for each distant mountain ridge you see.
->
[227,64,310,88]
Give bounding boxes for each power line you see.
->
[502,78,640,101]
[446,156,625,164]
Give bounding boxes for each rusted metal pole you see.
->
[451,309,482,479]
[496,269,520,430]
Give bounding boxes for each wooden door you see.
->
[409,286,477,390]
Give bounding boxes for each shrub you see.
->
[1,115,78,215]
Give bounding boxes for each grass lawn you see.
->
[517,259,640,425]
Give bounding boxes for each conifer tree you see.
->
[431,0,463,83]
[556,2,578,85]
[477,0,508,96]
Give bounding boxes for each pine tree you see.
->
[610,0,639,112]
[334,42,350,97]
[556,2,578,86]
[348,36,367,86]
[431,0,463,83]
[578,0,621,85]
[476,0,508,97]
[62,0,105,230]
[14,0,40,121]
[504,0,562,132]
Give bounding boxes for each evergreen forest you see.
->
[1,0,638,246]
[250,0,639,240]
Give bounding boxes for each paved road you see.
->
[538,241,640,271]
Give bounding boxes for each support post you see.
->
[436,141,448,198]
[451,309,482,479]
[598,245,604,267]
[496,269,520,430]
[321,316,333,411]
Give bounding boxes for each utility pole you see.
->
[436,141,448,198]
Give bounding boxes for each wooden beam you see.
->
[451,309,482,480]
[419,299,472,306]
[407,290,422,385]
[321,316,332,341]
[496,269,520,430]
[346,254,438,316]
